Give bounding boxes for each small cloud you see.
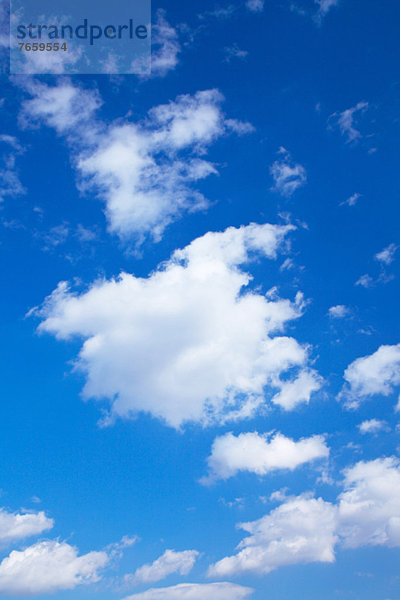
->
[341,193,362,207]
[270,147,307,197]
[355,274,374,288]
[314,0,339,22]
[328,305,350,319]
[375,243,398,266]
[246,0,264,12]
[330,101,369,143]
[280,258,295,271]
[358,419,389,435]
[223,44,249,63]
[198,5,238,20]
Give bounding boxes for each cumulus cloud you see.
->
[358,419,389,435]
[328,305,350,319]
[270,148,307,197]
[0,509,53,544]
[126,550,199,585]
[208,495,337,576]
[330,101,369,143]
[338,458,400,548]
[203,432,329,482]
[0,540,108,595]
[34,222,321,428]
[124,582,253,600]
[375,243,398,266]
[209,457,400,577]
[338,344,400,408]
[21,82,251,242]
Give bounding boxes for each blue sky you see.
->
[1,0,400,599]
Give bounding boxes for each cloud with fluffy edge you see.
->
[34,222,322,428]
[209,457,400,577]
[202,431,329,482]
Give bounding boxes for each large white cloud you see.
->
[208,457,400,577]
[126,550,199,585]
[0,509,53,544]
[35,222,322,428]
[208,495,337,577]
[21,82,252,242]
[0,540,108,595]
[338,343,400,408]
[203,432,329,482]
[123,582,253,600]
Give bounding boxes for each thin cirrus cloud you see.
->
[270,148,307,197]
[0,508,54,544]
[202,431,329,483]
[21,80,253,243]
[208,457,400,577]
[33,222,322,429]
[0,540,109,596]
[123,582,254,600]
[338,343,400,408]
[125,549,199,585]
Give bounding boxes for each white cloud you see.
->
[124,582,253,600]
[315,0,338,19]
[332,101,369,143]
[355,273,374,288]
[271,369,322,410]
[270,148,307,197]
[0,509,53,544]
[0,540,108,595]
[339,344,400,408]
[208,495,337,576]
[328,305,350,319]
[209,457,400,577]
[338,458,400,548]
[342,193,361,207]
[375,243,398,266]
[246,0,265,13]
[223,45,249,63]
[203,432,329,482]
[22,82,251,242]
[358,419,389,435]
[9,14,82,74]
[20,80,101,135]
[132,11,181,78]
[126,550,199,585]
[0,134,26,202]
[34,222,321,428]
